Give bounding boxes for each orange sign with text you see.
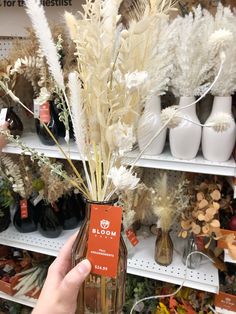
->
[20,199,28,219]
[87,204,122,278]
[215,292,236,312]
[39,102,51,124]
[126,229,139,246]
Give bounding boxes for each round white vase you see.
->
[137,95,167,155]
[169,96,202,160]
[202,96,236,162]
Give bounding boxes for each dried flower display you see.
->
[179,179,222,245]
[0,154,33,200]
[0,0,179,203]
[209,5,236,96]
[38,164,73,204]
[151,171,190,231]
[178,178,236,267]
[170,4,235,98]
[149,170,190,266]
[14,259,52,298]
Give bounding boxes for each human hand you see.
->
[32,232,91,314]
[0,122,8,151]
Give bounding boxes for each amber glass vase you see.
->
[155,229,173,266]
[72,199,127,314]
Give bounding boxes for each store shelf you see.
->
[3,132,236,176]
[0,291,36,308]
[127,235,219,294]
[0,224,78,256]
[0,225,219,294]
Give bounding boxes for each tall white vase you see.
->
[202,96,236,162]
[169,96,202,160]
[137,95,167,155]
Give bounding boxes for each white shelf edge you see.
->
[224,249,236,264]
[0,224,79,257]
[0,291,36,308]
[126,235,219,294]
[3,132,236,176]
[0,226,219,294]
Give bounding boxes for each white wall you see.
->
[0,0,83,36]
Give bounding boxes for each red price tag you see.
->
[87,204,122,278]
[39,102,51,123]
[20,199,28,219]
[125,229,139,247]
[195,235,205,251]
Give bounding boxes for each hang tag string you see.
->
[130,251,214,314]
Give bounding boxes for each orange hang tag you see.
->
[125,229,139,247]
[87,204,122,278]
[20,199,28,219]
[39,102,51,123]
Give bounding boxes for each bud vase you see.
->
[169,97,201,160]
[137,95,167,155]
[35,101,59,146]
[155,229,173,266]
[38,201,62,238]
[58,194,79,230]
[72,199,127,314]
[13,198,38,233]
[202,96,236,162]
[0,205,11,232]
[182,233,202,269]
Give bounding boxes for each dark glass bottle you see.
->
[35,101,59,146]
[58,194,79,230]
[6,107,23,138]
[13,199,38,233]
[38,201,62,238]
[0,205,11,232]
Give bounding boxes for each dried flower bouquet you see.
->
[151,171,190,231]
[0,0,233,205]
[0,0,178,203]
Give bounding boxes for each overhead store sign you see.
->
[0,0,82,36]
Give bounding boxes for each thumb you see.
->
[60,259,91,298]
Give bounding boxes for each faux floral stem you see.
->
[1,130,90,198]
[0,83,90,196]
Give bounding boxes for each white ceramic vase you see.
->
[137,95,167,155]
[169,96,202,160]
[202,96,236,162]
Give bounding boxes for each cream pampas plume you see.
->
[64,12,78,41]
[68,72,93,198]
[68,72,86,154]
[24,0,65,91]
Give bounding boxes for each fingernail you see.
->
[77,259,91,274]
